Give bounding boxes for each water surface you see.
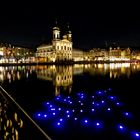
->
[1,63,140,140]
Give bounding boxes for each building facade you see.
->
[36,25,73,62]
[0,43,35,63]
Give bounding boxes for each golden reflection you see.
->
[0,66,36,83]
[36,65,73,96]
[77,63,140,78]
[0,96,23,140]
[0,63,140,89]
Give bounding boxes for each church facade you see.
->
[36,24,73,62]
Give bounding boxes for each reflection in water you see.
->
[0,63,140,94]
[36,65,73,96]
[0,95,23,140]
[0,66,36,83]
[85,63,131,78]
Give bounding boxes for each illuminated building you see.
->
[89,48,109,61]
[72,49,84,61]
[36,24,72,62]
[109,47,131,61]
[0,96,23,140]
[0,43,35,63]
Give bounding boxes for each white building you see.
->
[72,49,84,61]
[36,24,73,62]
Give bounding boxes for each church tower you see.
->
[67,24,72,42]
[53,20,60,41]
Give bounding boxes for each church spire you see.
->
[55,18,58,27]
[53,18,60,40]
[67,23,72,42]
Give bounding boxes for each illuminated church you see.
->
[36,23,73,62]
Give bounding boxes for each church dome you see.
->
[53,27,60,30]
[63,35,67,39]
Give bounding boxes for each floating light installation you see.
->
[34,88,140,139]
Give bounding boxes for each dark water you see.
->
[1,63,140,140]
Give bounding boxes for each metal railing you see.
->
[0,85,52,140]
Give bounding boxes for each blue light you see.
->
[96,122,100,126]
[122,112,132,119]
[94,121,103,129]
[96,91,103,95]
[92,96,94,98]
[101,100,105,103]
[84,120,88,123]
[108,88,112,91]
[117,124,126,133]
[96,103,99,106]
[66,110,69,113]
[136,133,140,137]
[72,110,75,112]
[125,112,129,116]
[117,102,123,106]
[81,96,84,99]
[93,120,103,129]
[116,102,121,106]
[107,108,111,111]
[60,119,63,122]
[131,131,140,139]
[119,125,123,129]
[58,108,61,111]
[110,96,114,99]
[108,95,116,100]
[37,113,41,117]
[35,88,140,138]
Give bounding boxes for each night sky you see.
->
[0,1,140,50]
